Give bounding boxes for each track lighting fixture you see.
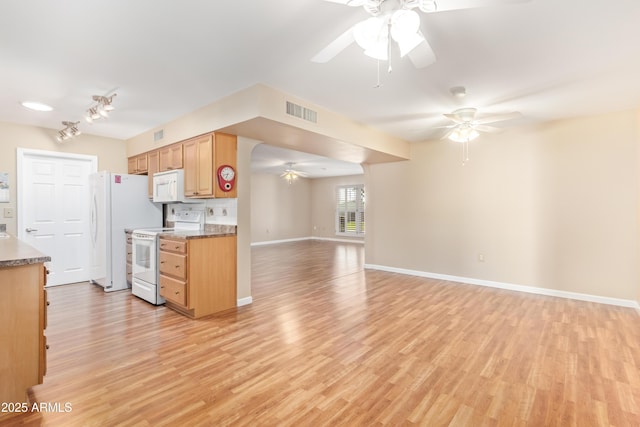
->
[85,93,117,123]
[56,121,81,142]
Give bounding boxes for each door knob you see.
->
[26,228,38,232]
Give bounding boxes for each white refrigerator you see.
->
[89,171,162,292]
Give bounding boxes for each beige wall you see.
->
[366,110,640,301]
[251,173,311,243]
[310,174,365,241]
[237,137,260,301]
[0,121,127,235]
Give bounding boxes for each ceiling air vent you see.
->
[286,101,317,124]
[154,129,164,142]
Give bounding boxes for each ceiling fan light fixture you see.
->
[449,125,480,143]
[353,16,386,50]
[391,9,420,36]
[396,31,424,57]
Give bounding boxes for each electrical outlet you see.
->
[3,208,14,218]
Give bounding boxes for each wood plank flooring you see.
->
[4,240,640,426]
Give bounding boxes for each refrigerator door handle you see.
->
[91,194,98,247]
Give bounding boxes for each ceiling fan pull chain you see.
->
[374,59,383,88]
[462,139,470,165]
[387,22,393,73]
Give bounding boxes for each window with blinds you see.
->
[335,185,365,236]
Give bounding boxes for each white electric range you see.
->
[131,209,204,305]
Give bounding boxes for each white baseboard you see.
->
[251,236,364,246]
[312,236,365,244]
[237,296,253,307]
[364,263,640,309]
[251,237,312,246]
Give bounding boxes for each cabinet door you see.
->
[195,135,213,196]
[183,135,212,197]
[127,157,137,174]
[136,154,148,174]
[170,144,183,169]
[147,151,159,197]
[213,133,237,198]
[183,139,198,196]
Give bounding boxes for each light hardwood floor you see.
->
[5,240,640,426]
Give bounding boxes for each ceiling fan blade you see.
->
[474,111,522,124]
[311,27,356,63]
[475,124,502,133]
[443,113,466,124]
[407,34,436,69]
[427,0,531,13]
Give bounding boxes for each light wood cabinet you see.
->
[147,151,160,198]
[159,143,183,172]
[183,134,213,197]
[128,153,148,175]
[0,263,48,409]
[159,235,236,318]
[183,132,237,198]
[213,133,238,198]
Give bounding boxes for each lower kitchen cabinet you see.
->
[159,235,236,318]
[0,262,48,414]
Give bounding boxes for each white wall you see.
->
[251,173,311,243]
[365,110,640,302]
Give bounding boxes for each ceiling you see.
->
[251,143,363,178]
[2,0,640,175]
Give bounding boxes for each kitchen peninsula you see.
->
[0,235,50,414]
[158,225,237,319]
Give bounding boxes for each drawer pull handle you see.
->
[47,301,50,306]
[175,265,180,269]
[175,291,180,295]
[160,261,165,264]
[46,345,50,350]
[175,246,180,249]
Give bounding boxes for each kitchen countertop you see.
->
[0,234,51,267]
[159,229,237,240]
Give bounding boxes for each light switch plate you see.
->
[4,208,14,218]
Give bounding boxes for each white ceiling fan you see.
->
[442,107,522,141]
[280,162,309,184]
[312,0,530,69]
[441,107,522,163]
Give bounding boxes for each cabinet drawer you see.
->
[126,263,133,285]
[159,239,187,254]
[160,275,187,307]
[159,251,187,280]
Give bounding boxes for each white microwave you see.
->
[152,169,193,203]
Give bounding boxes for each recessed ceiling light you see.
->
[21,101,53,112]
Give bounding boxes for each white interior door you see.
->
[18,149,97,286]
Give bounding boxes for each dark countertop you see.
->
[159,229,237,240]
[127,224,237,240]
[0,234,51,267]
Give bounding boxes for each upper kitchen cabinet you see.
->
[147,150,160,198]
[128,153,148,175]
[213,133,237,198]
[183,134,213,197]
[159,143,183,172]
[183,132,237,198]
